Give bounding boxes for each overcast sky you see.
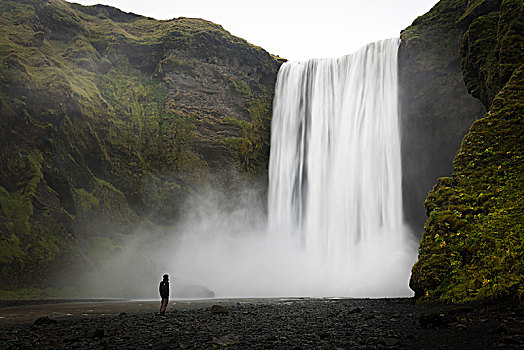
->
[68,0,440,61]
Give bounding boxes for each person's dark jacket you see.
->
[159,280,169,299]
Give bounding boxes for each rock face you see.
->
[408,0,524,302]
[399,0,486,232]
[0,0,280,289]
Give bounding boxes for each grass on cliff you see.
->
[411,65,524,303]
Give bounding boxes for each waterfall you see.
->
[168,39,415,298]
[268,38,414,296]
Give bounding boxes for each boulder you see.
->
[33,316,57,326]
[210,305,229,314]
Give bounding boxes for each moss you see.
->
[0,150,44,235]
[458,0,503,25]
[408,0,524,302]
[0,0,279,291]
[228,76,252,97]
[221,91,273,174]
[461,0,524,108]
[0,233,24,264]
[410,0,523,303]
[158,55,196,75]
[73,188,99,213]
[411,66,524,303]
[497,0,524,83]
[0,188,31,236]
[95,65,208,179]
[461,11,500,105]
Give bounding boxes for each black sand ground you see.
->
[0,297,522,349]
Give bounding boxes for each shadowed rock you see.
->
[210,305,229,314]
[34,316,58,326]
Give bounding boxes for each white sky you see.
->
[67,0,439,61]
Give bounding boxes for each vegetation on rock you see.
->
[0,0,280,291]
[409,0,524,303]
[399,0,486,231]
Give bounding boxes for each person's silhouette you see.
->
[159,274,170,315]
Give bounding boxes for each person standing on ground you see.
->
[159,274,170,315]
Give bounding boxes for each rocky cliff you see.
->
[407,0,523,302]
[0,0,280,290]
[399,0,486,232]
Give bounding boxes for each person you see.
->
[159,274,170,315]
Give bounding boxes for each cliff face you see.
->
[399,0,486,232]
[0,0,280,289]
[408,0,523,302]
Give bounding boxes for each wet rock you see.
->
[34,316,58,326]
[210,305,229,314]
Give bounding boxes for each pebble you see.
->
[0,298,521,349]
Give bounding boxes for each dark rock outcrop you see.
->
[210,304,229,314]
[34,316,58,325]
[408,0,524,302]
[399,0,486,232]
[0,0,281,289]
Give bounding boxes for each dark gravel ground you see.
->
[0,297,522,349]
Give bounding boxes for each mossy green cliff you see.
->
[0,0,280,289]
[408,0,524,303]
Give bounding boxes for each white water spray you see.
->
[267,38,415,296]
[104,39,416,299]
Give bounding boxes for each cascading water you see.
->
[267,38,415,296]
[166,38,416,298]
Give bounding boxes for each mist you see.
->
[76,41,420,300]
[171,189,417,298]
[76,40,421,300]
[76,184,417,299]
